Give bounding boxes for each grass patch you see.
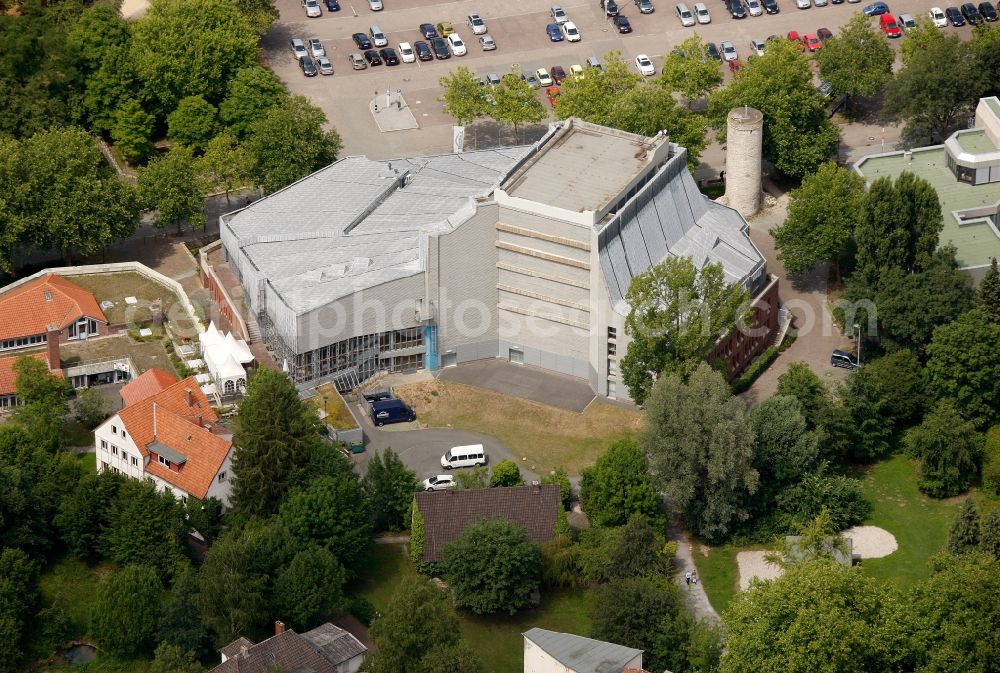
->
[77,452,97,473]
[357,545,595,673]
[395,380,642,475]
[306,383,359,431]
[67,272,178,327]
[39,557,110,639]
[59,335,177,377]
[691,544,741,614]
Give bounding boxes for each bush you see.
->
[489,460,523,488]
[984,427,1000,496]
[409,498,425,564]
[774,472,871,530]
[541,467,572,509]
[731,346,779,394]
[580,438,662,528]
[350,595,377,626]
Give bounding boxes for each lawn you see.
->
[306,383,359,431]
[67,272,178,327]
[38,556,110,640]
[357,544,595,673]
[395,380,643,475]
[691,545,741,615]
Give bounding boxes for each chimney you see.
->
[197,413,204,427]
[184,387,193,408]
[45,326,60,372]
[274,621,285,636]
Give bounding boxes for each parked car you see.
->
[521,70,540,87]
[897,13,916,29]
[930,6,948,24]
[636,0,656,11]
[363,49,382,65]
[750,37,766,55]
[300,54,318,76]
[316,56,334,75]
[430,36,451,58]
[436,21,454,36]
[745,0,764,15]
[802,32,823,49]
[419,23,439,39]
[831,349,859,369]
[397,42,415,63]
[879,13,902,35]
[570,63,585,78]
[614,14,633,30]
[324,0,340,10]
[353,32,373,49]
[380,47,399,64]
[447,33,467,55]
[291,37,308,60]
[762,0,779,11]
[546,85,562,106]
[369,25,388,47]
[479,33,496,50]
[980,1,999,19]
[729,0,748,17]
[414,40,433,60]
[369,398,415,426]
[302,0,321,17]
[721,40,738,60]
[308,37,325,58]
[694,2,712,21]
[551,4,569,22]
[946,5,965,23]
[563,21,581,40]
[636,53,655,75]
[441,444,487,469]
[961,2,983,22]
[587,55,604,69]
[536,67,554,85]
[706,41,722,59]
[676,2,696,24]
[814,0,827,7]
[863,1,889,15]
[349,52,367,69]
[546,22,564,40]
[817,26,834,41]
[550,65,568,83]
[368,0,382,9]
[601,0,621,15]
[467,13,488,34]
[795,0,810,8]
[422,474,455,491]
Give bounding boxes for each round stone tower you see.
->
[724,106,764,218]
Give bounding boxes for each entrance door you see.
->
[509,348,524,364]
[442,352,457,368]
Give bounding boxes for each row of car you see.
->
[300,0,382,18]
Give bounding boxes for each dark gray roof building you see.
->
[523,628,644,673]
[214,622,367,673]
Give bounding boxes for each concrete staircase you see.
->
[246,312,263,343]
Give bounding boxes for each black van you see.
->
[369,398,416,426]
[830,349,859,370]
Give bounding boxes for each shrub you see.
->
[409,498,425,564]
[489,460,523,488]
[731,346,779,394]
[541,467,572,509]
[984,426,1000,496]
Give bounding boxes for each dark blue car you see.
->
[863,1,889,14]
[546,22,565,41]
[324,0,340,10]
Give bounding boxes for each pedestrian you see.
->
[692,570,699,584]
[685,571,692,586]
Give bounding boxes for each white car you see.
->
[302,0,321,18]
[467,13,488,34]
[368,0,383,9]
[537,67,554,85]
[694,2,711,22]
[814,0,827,6]
[308,37,325,58]
[422,474,456,491]
[635,53,655,76]
[551,5,569,23]
[750,38,765,56]
[929,6,948,25]
[398,42,415,63]
[563,21,581,41]
[447,32,467,56]
[795,0,810,8]
[291,38,308,60]
[721,40,738,61]
[745,0,763,15]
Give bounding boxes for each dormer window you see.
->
[158,455,171,468]
[43,291,52,301]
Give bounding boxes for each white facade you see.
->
[95,415,145,481]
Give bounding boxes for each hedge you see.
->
[731,346,779,394]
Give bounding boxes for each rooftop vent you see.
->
[43,291,52,301]
[351,257,373,271]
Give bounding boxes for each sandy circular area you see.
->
[736,551,784,591]
[120,0,150,20]
[843,525,898,559]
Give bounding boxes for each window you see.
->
[100,439,108,450]
[218,471,227,483]
[607,326,617,339]
[101,461,108,471]
[111,445,118,456]
[112,467,120,474]
[181,496,188,504]
[131,456,138,467]
[607,342,617,356]
[111,425,117,435]
[158,455,171,468]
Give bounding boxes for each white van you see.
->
[441,444,488,469]
[369,24,388,47]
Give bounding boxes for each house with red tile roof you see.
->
[0,353,63,410]
[95,370,235,506]
[0,274,108,353]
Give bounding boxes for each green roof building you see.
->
[856,97,1000,279]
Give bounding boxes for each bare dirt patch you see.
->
[843,525,898,559]
[67,272,178,327]
[736,551,784,591]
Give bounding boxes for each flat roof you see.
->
[856,148,1000,268]
[502,121,665,213]
[987,96,1000,120]
[955,129,998,155]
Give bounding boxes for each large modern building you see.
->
[219,119,776,402]
[856,96,1000,278]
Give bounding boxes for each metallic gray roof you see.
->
[599,148,765,314]
[225,148,531,314]
[523,628,642,673]
[300,623,367,664]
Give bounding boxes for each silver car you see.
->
[550,5,569,22]
[316,56,334,75]
[467,13,488,34]
[479,33,497,50]
[349,52,367,69]
[302,0,321,17]
[368,0,383,9]
[745,0,764,14]
[308,37,325,58]
[795,0,811,7]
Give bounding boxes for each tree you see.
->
[492,72,546,135]
[273,545,347,630]
[580,438,662,527]
[978,258,1000,322]
[981,510,1000,560]
[816,14,895,104]
[230,0,279,35]
[65,3,131,75]
[776,362,830,428]
[138,146,206,234]
[90,565,162,657]
[775,471,871,531]
[489,459,524,488]
[591,575,694,673]
[421,643,486,673]
[167,95,220,152]
[102,478,186,575]
[149,643,204,673]
[439,67,490,125]
[773,507,850,566]
[442,518,541,615]
[721,561,906,673]
[0,548,39,670]
[771,163,865,279]
[158,568,211,659]
[948,497,982,555]
[606,514,673,579]
[279,474,372,572]
[708,39,840,177]
[905,401,983,498]
[185,496,223,543]
[926,308,1000,427]
[231,368,323,518]
[454,465,489,490]
[130,0,259,116]
[621,257,749,404]
[83,46,141,134]
[884,33,979,144]
[74,386,113,429]
[641,364,758,542]
[540,467,572,510]
[747,395,818,509]
[246,95,342,193]
[659,35,723,103]
[111,99,156,163]
[839,369,894,461]
[197,526,269,640]
[12,355,70,451]
[198,132,253,205]
[55,471,122,562]
[862,349,927,427]
[362,448,418,532]
[219,66,288,138]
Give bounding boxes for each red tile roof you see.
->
[119,368,178,407]
[118,376,230,499]
[0,353,62,396]
[0,274,106,341]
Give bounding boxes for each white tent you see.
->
[198,321,224,355]
[224,331,254,364]
[198,323,253,396]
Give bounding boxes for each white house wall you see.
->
[94,415,145,481]
[205,448,235,507]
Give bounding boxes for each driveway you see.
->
[436,359,596,413]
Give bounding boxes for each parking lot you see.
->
[262,0,978,158]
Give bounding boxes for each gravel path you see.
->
[670,528,720,623]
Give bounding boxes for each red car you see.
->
[880,13,903,37]
[546,85,561,106]
[802,34,822,51]
[787,30,801,42]
[550,65,567,84]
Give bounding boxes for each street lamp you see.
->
[853,324,862,366]
[322,395,328,418]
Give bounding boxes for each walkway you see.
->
[668,522,720,624]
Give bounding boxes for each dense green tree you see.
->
[771,163,865,279]
[219,66,288,138]
[231,368,323,518]
[130,0,259,116]
[641,364,758,542]
[83,46,140,134]
[580,438,662,527]
[816,14,895,104]
[421,643,486,673]
[709,38,839,177]
[198,132,253,205]
[981,510,1000,560]
[363,448,418,532]
[231,0,279,35]
[111,98,156,163]
[246,95,342,193]
[862,349,927,427]
[0,548,39,671]
[197,526,269,640]
[184,495,223,543]
[55,471,122,561]
[839,369,894,461]
[442,518,541,615]
[158,568,211,659]
[774,471,871,531]
[659,35,723,103]
[439,66,490,125]
[721,561,906,673]
[492,72,546,135]
[904,401,982,498]
[103,478,187,576]
[776,362,830,430]
[66,3,131,74]
[167,95,220,152]
[138,145,206,234]
[948,497,982,555]
[273,546,347,630]
[279,474,371,572]
[74,386,113,429]
[978,258,1000,322]
[149,643,204,673]
[540,467,572,510]
[748,395,818,509]
[489,459,524,488]
[91,565,162,657]
[926,308,1000,427]
[607,514,672,579]
[454,465,489,490]
[621,257,748,404]
[12,355,70,452]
